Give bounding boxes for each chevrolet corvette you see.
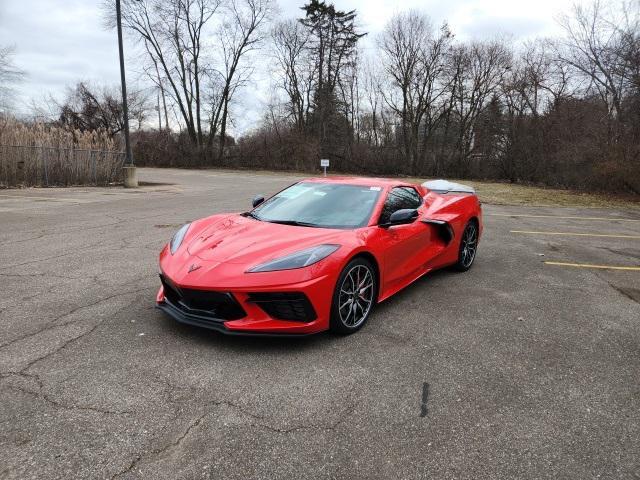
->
[156,177,482,335]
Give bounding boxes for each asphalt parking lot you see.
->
[1,168,639,479]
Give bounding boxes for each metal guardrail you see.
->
[0,145,125,187]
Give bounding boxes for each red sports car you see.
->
[157,177,482,336]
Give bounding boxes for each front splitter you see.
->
[156,300,316,337]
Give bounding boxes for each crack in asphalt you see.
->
[0,270,138,312]
[0,272,79,280]
[249,400,358,434]
[1,372,132,416]
[117,237,165,253]
[110,413,209,479]
[148,373,359,433]
[0,284,152,350]
[0,211,171,248]
[16,290,150,373]
[0,239,122,271]
[17,283,62,306]
[0,289,152,419]
[597,245,640,261]
[0,271,118,286]
[608,283,640,304]
[108,397,358,479]
[149,375,268,424]
[0,271,116,293]
[150,374,208,410]
[0,225,166,274]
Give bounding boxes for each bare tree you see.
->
[209,0,273,158]
[142,39,171,129]
[272,19,313,132]
[557,0,638,120]
[379,11,452,174]
[503,40,551,117]
[114,0,221,146]
[0,46,24,113]
[58,82,149,136]
[357,56,385,146]
[616,0,640,120]
[443,40,511,174]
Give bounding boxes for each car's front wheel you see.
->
[330,258,377,334]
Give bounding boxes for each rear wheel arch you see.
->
[469,215,481,240]
[456,215,479,241]
[453,219,479,272]
[466,216,480,235]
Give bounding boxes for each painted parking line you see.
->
[489,213,640,223]
[511,230,640,239]
[545,261,640,271]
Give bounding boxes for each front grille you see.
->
[247,292,317,322]
[160,275,246,320]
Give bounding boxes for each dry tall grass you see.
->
[0,115,123,187]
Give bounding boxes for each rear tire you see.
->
[329,257,377,335]
[453,220,479,272]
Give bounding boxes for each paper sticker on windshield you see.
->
[369,186,381,191]
[278,184,311,199]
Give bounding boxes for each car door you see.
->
[377,186,432,292]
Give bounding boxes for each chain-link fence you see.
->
[0,145,124,187]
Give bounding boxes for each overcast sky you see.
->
[0,0,588,133]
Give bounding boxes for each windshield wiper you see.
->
[243,211,262,221]
[266,219,321,228]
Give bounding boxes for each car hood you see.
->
[186,214,345,264]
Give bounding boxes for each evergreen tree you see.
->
[299,0,365,159]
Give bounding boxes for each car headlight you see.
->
[247,244,340,272]
[170,223,191,255]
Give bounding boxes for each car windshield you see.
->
[251,182,382,229]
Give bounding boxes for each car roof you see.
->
[301,176,415,188]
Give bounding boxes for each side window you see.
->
[379,187,422,224]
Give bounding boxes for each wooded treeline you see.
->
[5,0,636,193]
[235,0,638,193]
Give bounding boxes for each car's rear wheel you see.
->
[330,258,377,334]
[454,220,478,272]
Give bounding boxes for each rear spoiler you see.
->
[422,179,475,194]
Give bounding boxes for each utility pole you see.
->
[116,0,138,187]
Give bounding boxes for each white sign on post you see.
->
[320,158,329,176]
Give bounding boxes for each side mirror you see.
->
[383,208,419,227]
[252,195,265,208]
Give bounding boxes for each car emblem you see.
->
[188,264,201,273]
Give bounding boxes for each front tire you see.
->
[329,258,377,334]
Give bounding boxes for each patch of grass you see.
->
[465,181,639,210]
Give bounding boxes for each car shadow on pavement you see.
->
[157,315,334,352]
[372,267,458,312]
